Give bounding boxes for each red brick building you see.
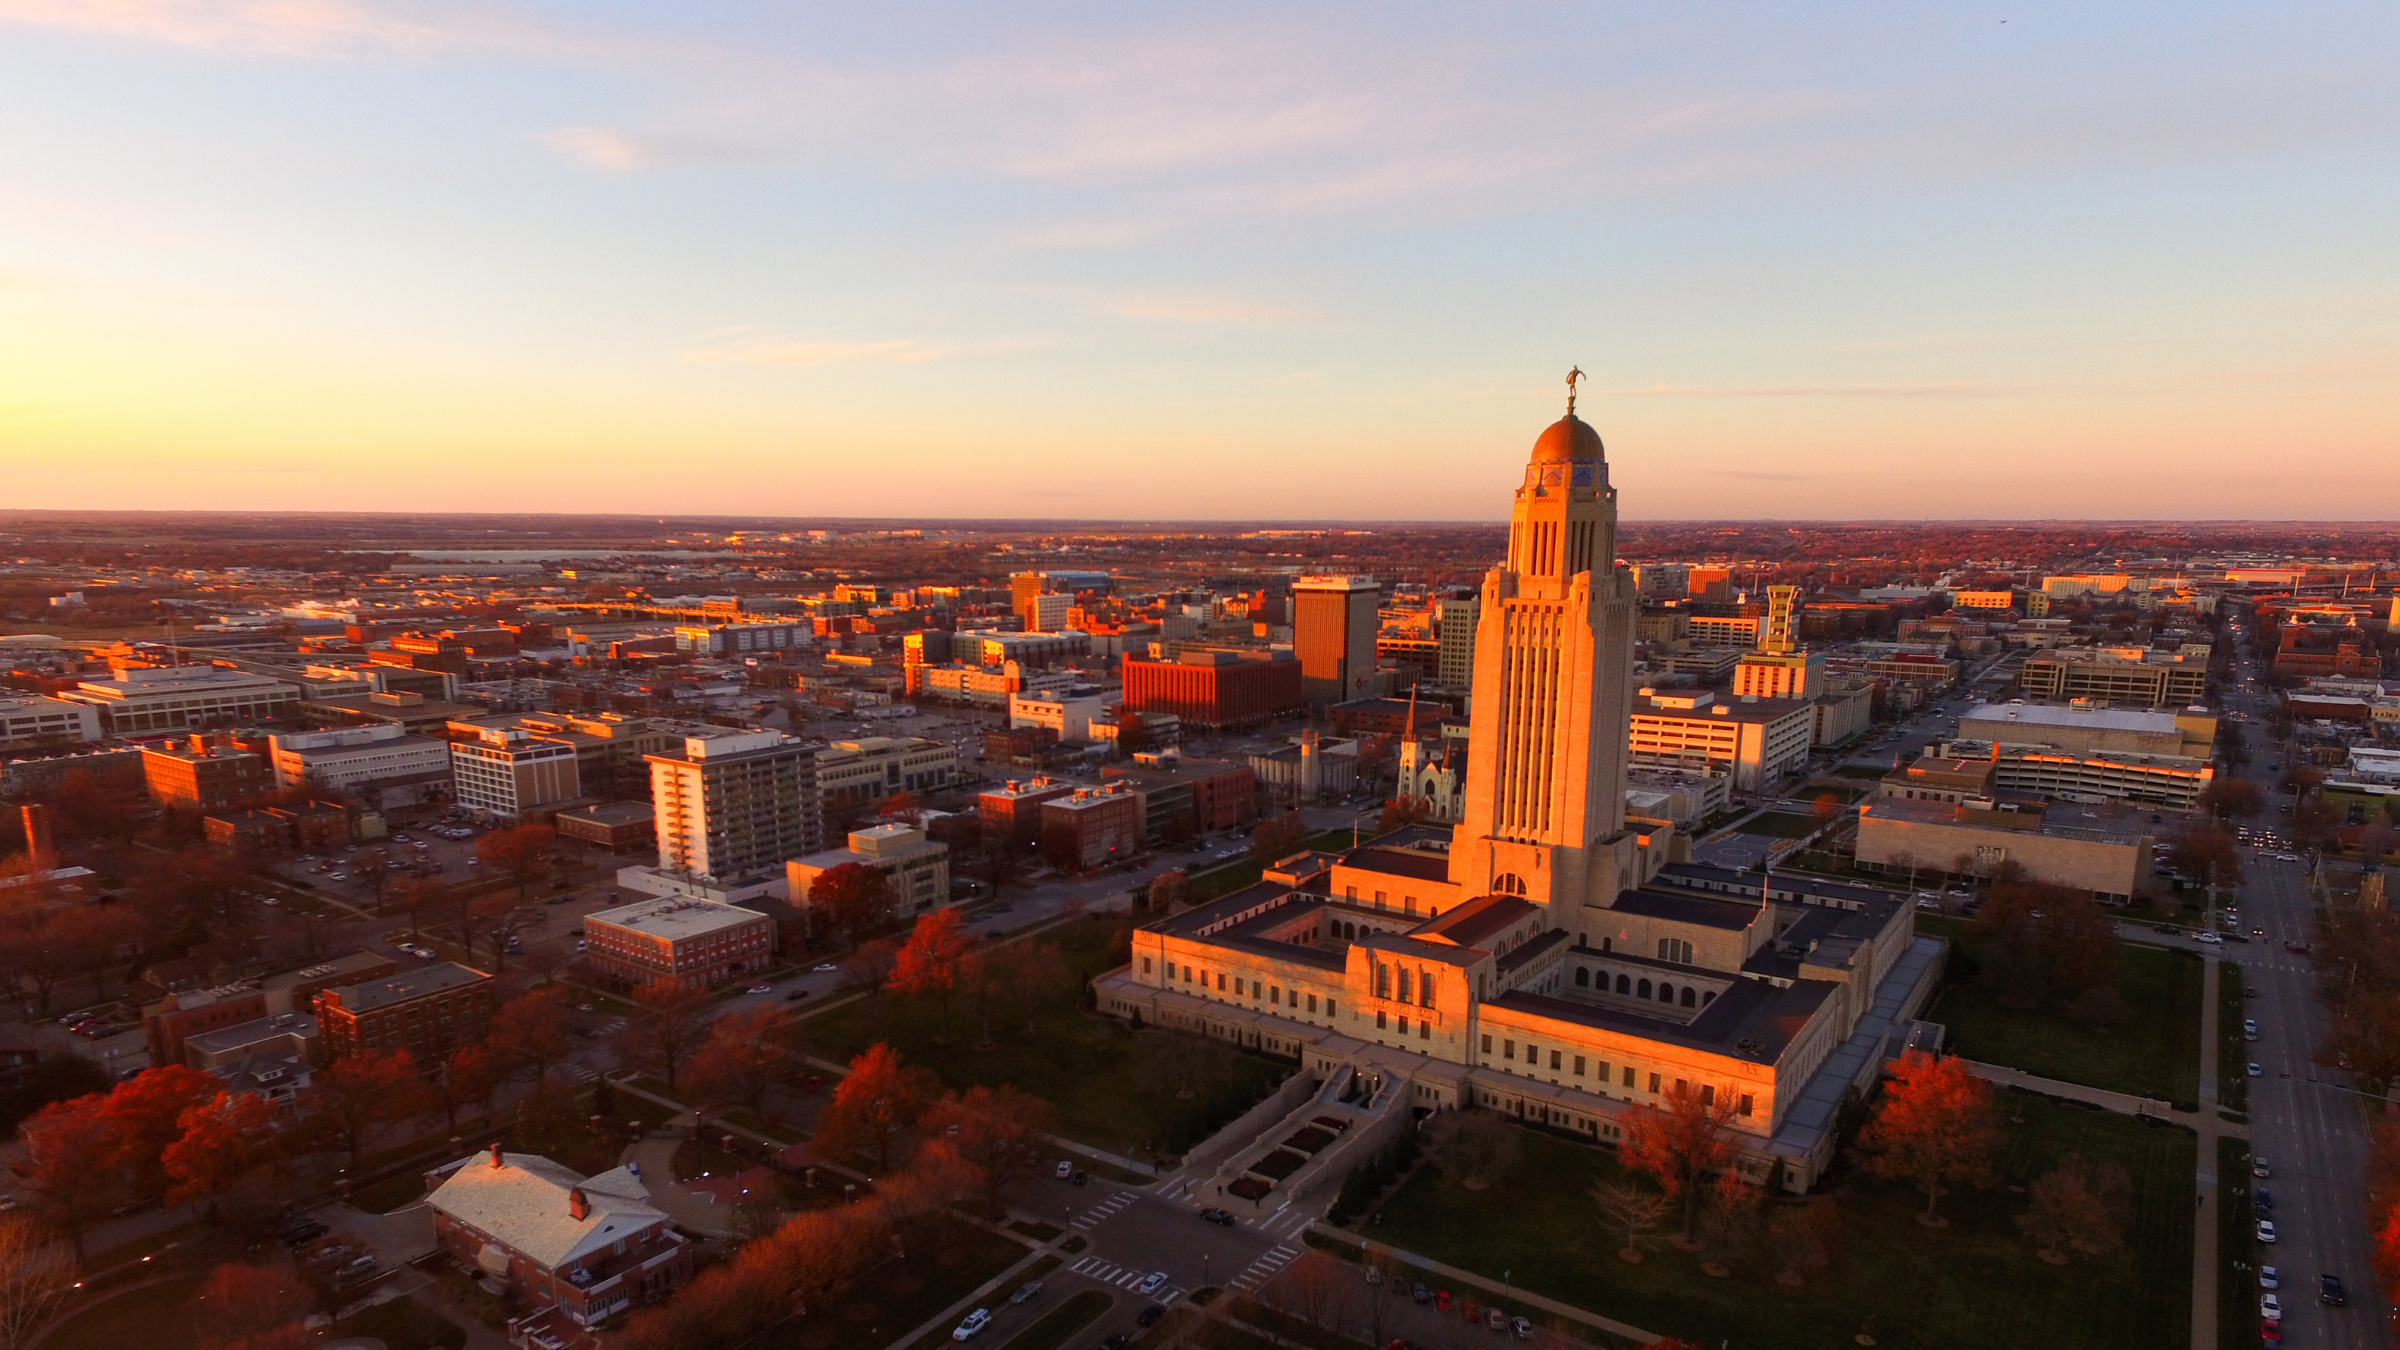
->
[1040,783,1144,871]
[582,897,774,989]
[314,962,496,1064]
[1122,649,1302,730]
[979,776,1078,848]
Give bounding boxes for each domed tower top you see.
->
[1530,412,1604,463]
[1505,366,1618,586]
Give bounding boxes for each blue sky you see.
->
[2,2,2396,519]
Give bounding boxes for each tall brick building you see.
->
[1122,649,1302,730]
[314,963,496,1064]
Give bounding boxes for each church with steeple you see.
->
[1096,381,1940,1193]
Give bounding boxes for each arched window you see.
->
[1574,968,1590,988]
[1658,983,1675,1004]
[1615,974,1631,995]
[1680,986,1697,1008]
[1637,979,1652,999]
[1702,991,1717,1006]
[1493,872,1528,897]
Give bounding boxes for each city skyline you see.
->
[5,3,2398,519]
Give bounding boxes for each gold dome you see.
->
[1531,412,1603,463]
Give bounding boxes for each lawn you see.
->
[798,915,1292,1158]
[330,1295,468,1350]
[772,1217,1025,1350]
[1369,1097,2195,1350]
[38,1273,204,1350]
[2217,1135,2260,1350]
[1927,928,2204,1104]
[2217,964,2250,1115]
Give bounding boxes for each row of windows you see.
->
[1374,1009,1433,1040]
[1144,957,1335,1019]
[1479,1033,1755,1116]
[1571,966,1715,1009]
[1372,960,1436,1009]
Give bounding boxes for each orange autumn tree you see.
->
[1857,1050,2006,1226]
[813,1043,939,1173]
[1617,1081,1740,1244]
[163,1090,280,1214]
[890,908,972,1042]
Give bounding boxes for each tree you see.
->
[17,1092,122,1255]
[1422,1107,1520,1192]
[476,823,556,901]
[977,842,1025,898]
[490,986,578,1090]
[875,790,922,824]
[1856,1050,2005,1226]
[1695,1168,1763,1271]
[431,1044,498,1134]
[918,1084,1058,1206]
[188,1262,313,1350]
[2016,1154,2127,1263]
[470,894,543,973]
[687,1009,796,1124]
[841,937,900,993]
[986,939,1067,1036]
[0,1218,75,1350]
[1248,811,1309,865]
[163,1090,280,1214]
[2197,778,2265,825]
[2168,822,2243,891]
[810,862,897,944]
[1766,1198,1845,1288]
[1265,1249,1353,1333]
[1593,1180,1671,1263]
[1619,1082,1741,1242]
[813,1043,937,1174]
[1146,868,1192,913]
[890,908,972,1042]
[1375,795,1430,837]
[302,1049,422,1165]
[392,875,440,939]
[618,980,714,1093]
[1971,880,2122,1009]
[351,851,392,909]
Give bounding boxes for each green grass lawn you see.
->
[1927,929,2204,1103]
[2217,1135,2260,1350]
[330,1295,468,1350]
[1370,1098,2194,1350]
[799,916,1290,1158]
[2217,964,2250,1114]
[852,1221,1032,1350]
[39,1274,203,1350]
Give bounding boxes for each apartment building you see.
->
[647,729,819,885]
[142,736,270,812]
[582,896,776,987]
[312,962,496,1064]
[1041,783,1145,870]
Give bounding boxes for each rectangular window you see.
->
[1142,958,1152,974]
[1573,1056,1587,1077]
[1217,973,1226,991]
[1551,1050,1563,1071]
[1420,1021,1431,1040]
[1420,971,1435,1009]
[1327,999,1335,1018]
[1306,993,1317,1012]
[1525,1042,1538,1064]
[1481,1034,1493,1053]
[1397,967,1411,1003]
[1700,1084,1715,1107]
[1397,1015,1409,1035]
[1376,1010,1388,1030]
[1503,1040,1515,1060]
[1738,1094,1754,1117]
[1270,986,1281,1005]
[1648,1072,1661,1093]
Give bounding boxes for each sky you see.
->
[1,2,2397,522]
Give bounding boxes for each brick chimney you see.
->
[568,1187,589,1221]
[490,1143,505,1169]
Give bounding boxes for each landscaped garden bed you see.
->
[1283,1126,1336,1153]
[1247,1147,1308,1181]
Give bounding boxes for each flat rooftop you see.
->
[588,896,772,941]
[325,962,489,1013]
[1964,703,2179,733]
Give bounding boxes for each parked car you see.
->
[2262,1293,2282,1320]
[951,1308,991,1341]
[1412,1284,1431,1304]
[2260,1265,2279,1289]
[2258,1220,2278,1243]
[1137,1271,1169,1296]
[2248,1062,2264,1077]
[746,985,773,995]
[2254,1157,2270,1178]
[1055,1160,1074,1180]
[1009,1281,1043,1305]
[1137,1306,1165,1328]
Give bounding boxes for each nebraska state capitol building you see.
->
[1094,391,1945,1191]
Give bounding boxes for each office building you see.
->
[1687,614,1763,648]
[1952,590,2017,611]
[313,962,496,1064]
[1855,798,2153,903]
[1097,395,1935,1194]
[1627,690,1815,793]
[0,695,101,752]
[1960,703,2215,759]
[1760,585,1800,655]
[2019,650,2209,708]
[1629,564,1689,600]
[61,664,301,735]
[1010,688,1111,743]
[582,896,776,987]
[1921,742,2214,810]
[647,729,819,885]
[672,621,810,657]
[815,736,958,831]
[143,736,270,812]
[1294,575,1382,707]
[1041,783,1145,871]
[267,723,452,796]
[555,801,657,852]
[450,726,581,822]
[980,777,1080,848]
[1733,651,1822,700]
[787,823,953,920]
[1436,593,1481,689]
[1123,648,1303,729]
[1101,757,1258,841]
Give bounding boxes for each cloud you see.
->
[681,338,947,367]
[1614,382,2041,400]
[542,126,648,172]
[0,0,574,59]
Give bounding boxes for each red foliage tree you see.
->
[813,1043,938,1173]
[301,1049,423,1165]
[474,822,556,901]
[188,1262,313,1350]
[809,861,896,944]
[619,979,714,1093]
[163,1090,280,1212]
[1617,1081,1740,1242]
[918,1084,1058,1205]
[18,1092,122,1255]
[489,986,578,1089]
[687,1008,796,1123]
[1857,1050,2006,1225]
[431,1044,498,1134]
[890,908,972,1041]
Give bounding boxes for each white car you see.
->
[1137,1271,1169,1295]
[746,985,773,995]
[2247,1062,2263,1077]
[1055,1160,1074,1180]
[2260,1264,2279,1288]
[2257,1220,2278,1244]
[2254,1158,2271,1179]
[952,1308,991,1341]
[2262,1293,2281,1320]
[2197,933,2222,945]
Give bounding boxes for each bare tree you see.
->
[1594,1180,1671,1263]
[1264,1250,1352,1334]
[1423,1108,1520,1191]
[0,1218,75,1350]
